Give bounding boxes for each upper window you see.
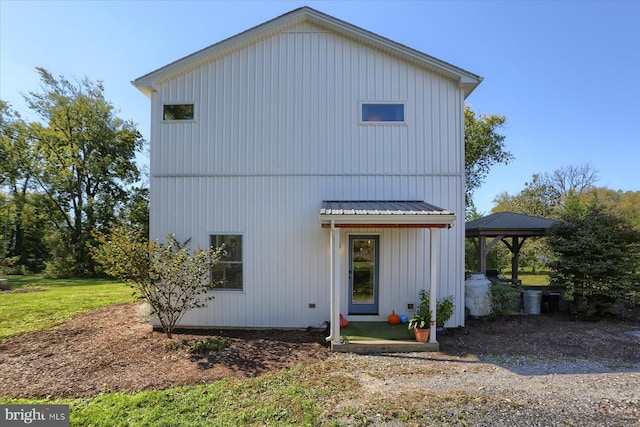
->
[210,234,243,290]
[361,103,405,123]
[163,104,194,121]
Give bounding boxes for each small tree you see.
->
[547,198,640,319]
[464,105,512,209]
[93,227,223,338]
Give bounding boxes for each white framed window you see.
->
[360,102,406,124]
[163,104,194,121]
[210,234,243,290]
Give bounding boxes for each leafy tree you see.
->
[24,68,145,276]
[93,228,224,338]
[117,186,150,239]
[547,198,640,319]
[492,175,559,218]
[465,105,512,209]
[0,100,42,269]
[575,188,640,232]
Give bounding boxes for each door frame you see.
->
[348,234,380,315]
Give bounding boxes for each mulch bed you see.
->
[0,303,330,398]
[1,302,638,398]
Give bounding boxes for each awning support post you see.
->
[429,227,438,343]
[329,221,342,345]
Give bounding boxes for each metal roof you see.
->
[465,212,559,237]
[320,200,456,228]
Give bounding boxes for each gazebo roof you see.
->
[465,212,559,238]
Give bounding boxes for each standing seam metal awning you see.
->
[320,200,457,228]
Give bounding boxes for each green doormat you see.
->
[341,322,414,341]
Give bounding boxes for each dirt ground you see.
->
[0,302,639,399]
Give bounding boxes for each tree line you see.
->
[1,68,147,277]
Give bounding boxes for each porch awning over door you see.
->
[321,200,455,347]
[319,200,456,228]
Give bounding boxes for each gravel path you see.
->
[325,324,640,426]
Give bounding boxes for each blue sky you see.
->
[1,0,638,214]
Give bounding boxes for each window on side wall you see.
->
[163,104,194,121]
[210,234,243,290]
[361,103,405,123]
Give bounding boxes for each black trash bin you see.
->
[542,292,561,314]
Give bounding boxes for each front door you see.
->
[348,235,379,315]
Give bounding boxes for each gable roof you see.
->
[132,7,482,98]
[465,212,559,237]
[320,200,456,228]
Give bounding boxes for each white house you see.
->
[132,7,482,347]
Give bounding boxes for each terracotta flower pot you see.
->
[414,328,430,342]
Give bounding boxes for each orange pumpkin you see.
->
[388,310,401,325]
[339,313,349,328]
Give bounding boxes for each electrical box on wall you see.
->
[406,303,415,311]
[308,303,316,309]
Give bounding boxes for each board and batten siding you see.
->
[150,23,467,328]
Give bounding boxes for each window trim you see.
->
[162,103,195,122]
[359,101,407,125]
[209,233,244,291]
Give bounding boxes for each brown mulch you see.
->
[440,310,640,363]
[0,303,330,398]
[1,302,639,399]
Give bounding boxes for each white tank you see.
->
[465,272,491,317]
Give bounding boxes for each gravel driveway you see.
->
[329,352,639,426]
[325,315,640,426]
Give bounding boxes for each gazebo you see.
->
[465,212,559,283]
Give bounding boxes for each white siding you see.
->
[150,23,467,328]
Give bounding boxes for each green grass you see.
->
[503,269,551,286]
[0,275,136,341]
[0,362,357,426]
[341,321,414,341]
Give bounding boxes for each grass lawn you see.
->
[0,275,135,341]
[0,362,355,426]
[503,269,551,287]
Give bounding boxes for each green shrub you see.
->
[488,283,521,319]
[547,200,640,319]
[92,228,225,338]
[189,336,231,354]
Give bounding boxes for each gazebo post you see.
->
[478,237,486,274]
[511,236,519,284]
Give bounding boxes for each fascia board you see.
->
[320,213,457,226]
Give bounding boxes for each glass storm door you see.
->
[348,236,379,315]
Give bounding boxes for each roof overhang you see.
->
[320,201,456,228]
